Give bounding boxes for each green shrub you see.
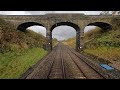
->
[0,18,46,53]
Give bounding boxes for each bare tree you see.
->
[100,11,120,15]
[100,11,110,15]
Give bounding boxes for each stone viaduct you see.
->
[0,14,118,51]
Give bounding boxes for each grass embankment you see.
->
[63,38,76,49]
[52,38,58,47]
[0,18,48,78]
[0,48,47,79]
[63,17,120,63]
[84,29,120,62]
[84,47,120,62]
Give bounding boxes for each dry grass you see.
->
[0,18,48,79]
[84,46,120,62]
[63,38,76,49]
[0,48,47,79]
[0,18,46,53]
[52,38,58,47]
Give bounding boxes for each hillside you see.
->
[0,19,46,53]
[63,38,76,49]
[0,18,48,78]
[52,38,58,47]
[63,17,120,70]
[84,28,120,69]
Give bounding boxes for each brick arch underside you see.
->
[17,22,45,32]
[87,22,112,30]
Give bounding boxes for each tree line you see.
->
[100,11,120,15]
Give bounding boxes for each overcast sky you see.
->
[0,11,102,15]
[0,11,99,40]
[52,26,76,41]
[28,25,96,41]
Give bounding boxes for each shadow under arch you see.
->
[17,22,45,32]
[87,22,112,31]
[48,22,81,51]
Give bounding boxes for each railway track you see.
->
[21,42,119,79]
[64,45,106,79]
[22,46,58,79]
[67,47,119,79]
[46,44,66,79]
[60,45,66,79]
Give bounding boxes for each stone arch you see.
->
[17,22,45,32]
[87,22,112,31]
[48,22,80,51]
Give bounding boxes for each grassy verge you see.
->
[84,46,120,62]
[83,28,120,64]
[0,48,47,79]
[52,38,58,47]
[63,38,76,49]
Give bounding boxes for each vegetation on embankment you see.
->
[52,38,58,47]
[63,17,120,64]
[84,28,120,62]
[0,48,47,79]
[0,29,46,53]
[63,38,76,49]
[0,18,48,78]
[64,28,120,63]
